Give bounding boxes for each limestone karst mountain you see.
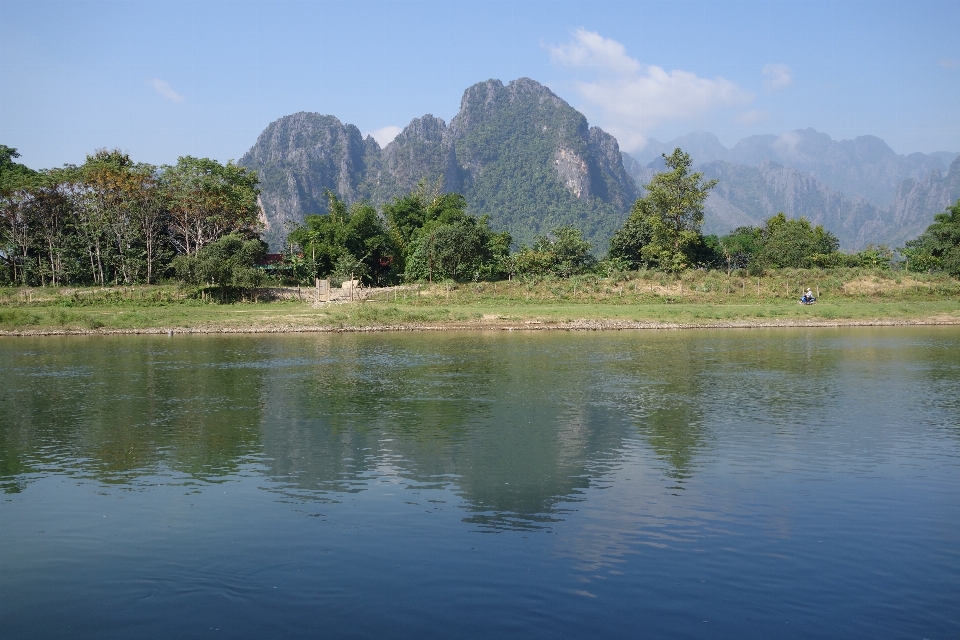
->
[240,78,637,249]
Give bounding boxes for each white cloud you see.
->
[940,58,959,69]
[737,109,769,125]
[367,125,402,148]
[547,28,639,75]
[548,30,752,151]
[151,79,184,103]
[762,63,793,91]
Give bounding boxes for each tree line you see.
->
[3,144,959,292]
[0,146,262,288]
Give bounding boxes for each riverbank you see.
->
[2,300,958,336]
[2,270,957,336]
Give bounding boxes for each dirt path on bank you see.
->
[4,315,960,337]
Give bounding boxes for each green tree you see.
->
[613,149,717,272]
[0,147,40,284]
[756,212,839,268]
[718,226,763,272]
[287,190,396,285]
[383,187,474,267]
[511,225,595,278]
[172,233,266,294]
[161,156,260,256]
[404,218,492,282]
[608,198,655,269]
[0,146,36,193]
[902,199,960,275]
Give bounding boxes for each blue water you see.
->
[1,328,958,638]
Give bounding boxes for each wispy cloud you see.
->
[762,63,793,91]
[152,79,184,103]
[548,29,752,151]
[940,58,959,69]
[367,125,402,148]
[547,29,639,75]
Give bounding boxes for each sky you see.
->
[1,0,958,170]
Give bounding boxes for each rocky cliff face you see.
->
[886,156,960,246]
[380,114,455,194]
[241,78,638,249]
[239,113,384,247]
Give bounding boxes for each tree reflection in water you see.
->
[0,337,266,492]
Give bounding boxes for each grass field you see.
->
[1,268,958,334]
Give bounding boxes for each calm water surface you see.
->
[1,328,959,639]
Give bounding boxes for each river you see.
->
[1,328,958,638]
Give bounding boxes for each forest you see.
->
[2,145,959,298]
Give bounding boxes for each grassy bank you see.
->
[1,268,958,334]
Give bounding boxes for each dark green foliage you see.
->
[902,199,960,275]
[0,146,37,193]
[848,245,894,269]
[379,186,510,283]
[608,149,718,272]
[287,190,397,285]
[694,235,722,269]
[172,234,267,290]
[608,200,654,269]
[513,225,596,278]
[404,222,490,282]
[714,214,842,272]
[756,213,840,268]
[718,226,764,271]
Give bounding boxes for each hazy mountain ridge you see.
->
[630,129,955,208]
[624,133,960,249]
[241,78,637,249]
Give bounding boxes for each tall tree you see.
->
[607,199,655,269]
[0,147,39,284]
[27,172,72,286]
[287,190,397,285]
[611,149,717,271]
[161,157,261,256]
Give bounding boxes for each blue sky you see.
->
[2,0,958,169]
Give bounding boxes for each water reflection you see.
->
[257,333,631,529]
[1,328,958,529]
[0,338,265,491]
[3,328,960,640]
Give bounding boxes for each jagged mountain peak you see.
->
[241,77,638,249]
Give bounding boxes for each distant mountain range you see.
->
[240,78,959,251]
[623,130,960,249]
